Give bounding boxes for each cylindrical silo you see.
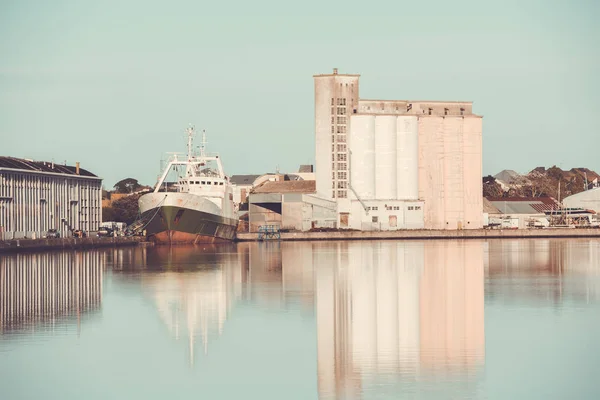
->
[396,116,419,200]
[375,116,397,199]
[350,115,375,199]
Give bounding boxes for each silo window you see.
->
[460,107,465,115]
[428,108,432,115]
[444,108,449,115]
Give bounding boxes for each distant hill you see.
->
[484,166,600,200]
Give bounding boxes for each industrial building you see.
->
[314,69,483,230]
[563,187,600,213]
[247,180,337,232]
[0,157,102,240]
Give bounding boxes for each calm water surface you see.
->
[1,239,600,399]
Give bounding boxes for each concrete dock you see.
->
[0,236,147,253]
[236,228,600,242]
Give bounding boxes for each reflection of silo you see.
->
[349,243,377,366]
[375,116,397,199]
[376,242,399,367]
[419,241,485,370]
[397,242,423,367]
[350,115,376,199]
[396,116,419,200]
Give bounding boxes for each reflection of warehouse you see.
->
[314,69,483,230]
[0,157,103,239]
[0,251,103,335]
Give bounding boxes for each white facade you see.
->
[563,187,600,212]
[349,114,419,202]
[337,199,424,231]
[314,69,483,230]
[0,158,102,239]
[314,69,359,200]
[349,115,375,199]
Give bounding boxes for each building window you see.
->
[337,190,347,198]
[408,206,414,210]
[337,135,346,142]
[337,107,347,115]
[336,126,346,134]
[331,98,334,106]
[415,206,421,210]
[331,116,334,124]
[332,154,335,161]
[337,181,347,189]
[372,206,378,211]
[372,216,378,223]
[338,162,347,171]
[337,116,346,124]
[337,144,346,152]
[337,172,347,180]
[332,191,335,198]
[332,172,335,179]
[337,98,346,106]
[331,107,334,115]
[332,162,335,170]
[331,126,334,133]
[336,153,347,161]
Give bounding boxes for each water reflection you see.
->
[0,251,103,336]
[2,239,600,399]
[486,239,600,305]
[314,241,485,399]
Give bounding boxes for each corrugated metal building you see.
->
[563,187,600,213]
[0,157,102,239]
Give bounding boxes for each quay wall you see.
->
[0,236,146,254]
[236,228,600,242]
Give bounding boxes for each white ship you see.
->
[138,125,238,244]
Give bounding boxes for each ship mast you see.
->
[186,124,195,162]
[200,130,207,158]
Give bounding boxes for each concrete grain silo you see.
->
[396,116,419,200]
[349,114,376,199]
[374,116,397,199]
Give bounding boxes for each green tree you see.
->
[110,193,143,225]
[113,178,142,194]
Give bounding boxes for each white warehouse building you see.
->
[314,69,483,230]
[0,157,103,239]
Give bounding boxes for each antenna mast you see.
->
[186,124,196,162]
[200,130,207,158]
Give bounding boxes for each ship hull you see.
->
[139,193,238,245]
[141,205,237,244]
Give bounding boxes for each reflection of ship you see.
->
[140,247,243,366]
[139,125,238,244]
[0,252,103,336]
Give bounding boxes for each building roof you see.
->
[0,156,97,177]
[483,198,501,214]
[230,174,261,185]
[298,165,313,173]
[486,197,559,214]
[252,180,316,194]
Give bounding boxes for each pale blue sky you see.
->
[1,0,598,188]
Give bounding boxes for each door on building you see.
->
[340,213,349,228]
[389,215,397,228]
